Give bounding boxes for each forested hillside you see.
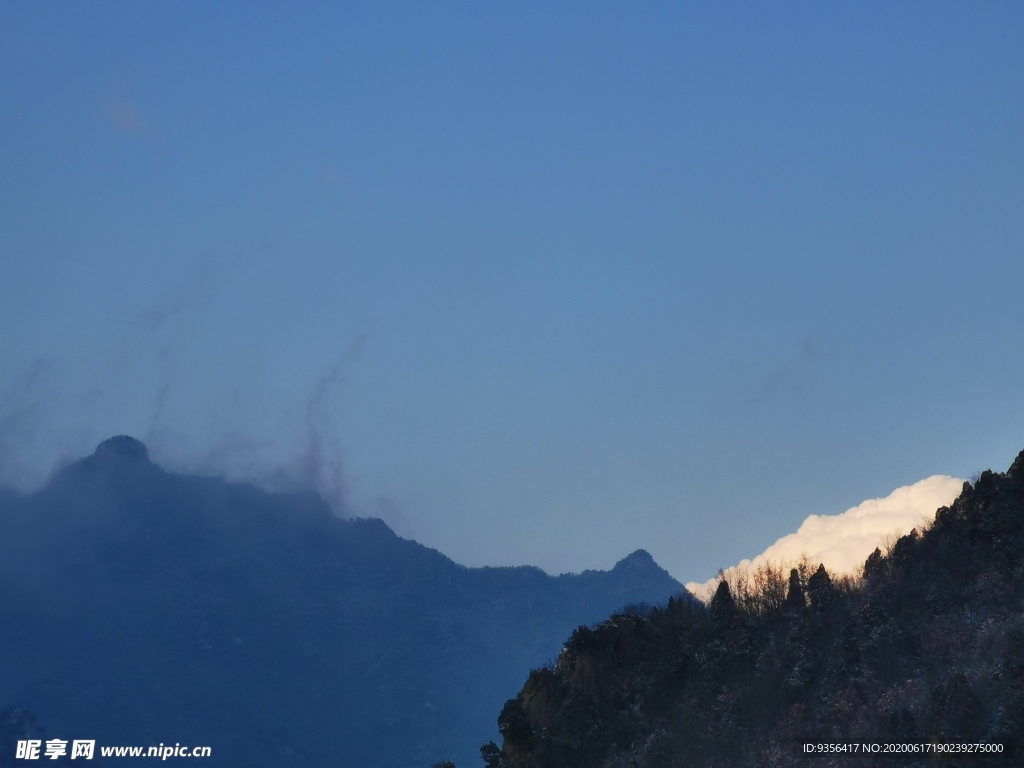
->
[480,450,1024,768]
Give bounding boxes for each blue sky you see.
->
[2,3,1022,583]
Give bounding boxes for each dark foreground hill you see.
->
[0,436,683,768]
[482,449,1024,768]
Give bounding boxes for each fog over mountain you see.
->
[0,437,684,768]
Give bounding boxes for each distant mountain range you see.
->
[0,436,684,768]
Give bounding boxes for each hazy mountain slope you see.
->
[0,436,683,768]
[485,449,1024,768]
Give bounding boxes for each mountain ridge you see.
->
[481,448,1024,768]
[0,437,685,768]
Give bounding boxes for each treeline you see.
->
[447,449,1024,768]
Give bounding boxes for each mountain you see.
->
[483,449,1024,767]
[0,437,684,768]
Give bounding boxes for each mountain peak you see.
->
[616,549,656,568]
[608,549,676,585]
[92,435,150,464]
[626,548,654,561]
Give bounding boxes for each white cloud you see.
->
[686,475,964,599]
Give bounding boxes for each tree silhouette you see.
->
[783,568,805,611]
[709,579,736,622]
[807,564,835,611]
[479,741,501,768]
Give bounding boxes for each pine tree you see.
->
[783,568,805,611]
[480,741,502,768]
[807,564,835,611]
[709,580,737,623]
